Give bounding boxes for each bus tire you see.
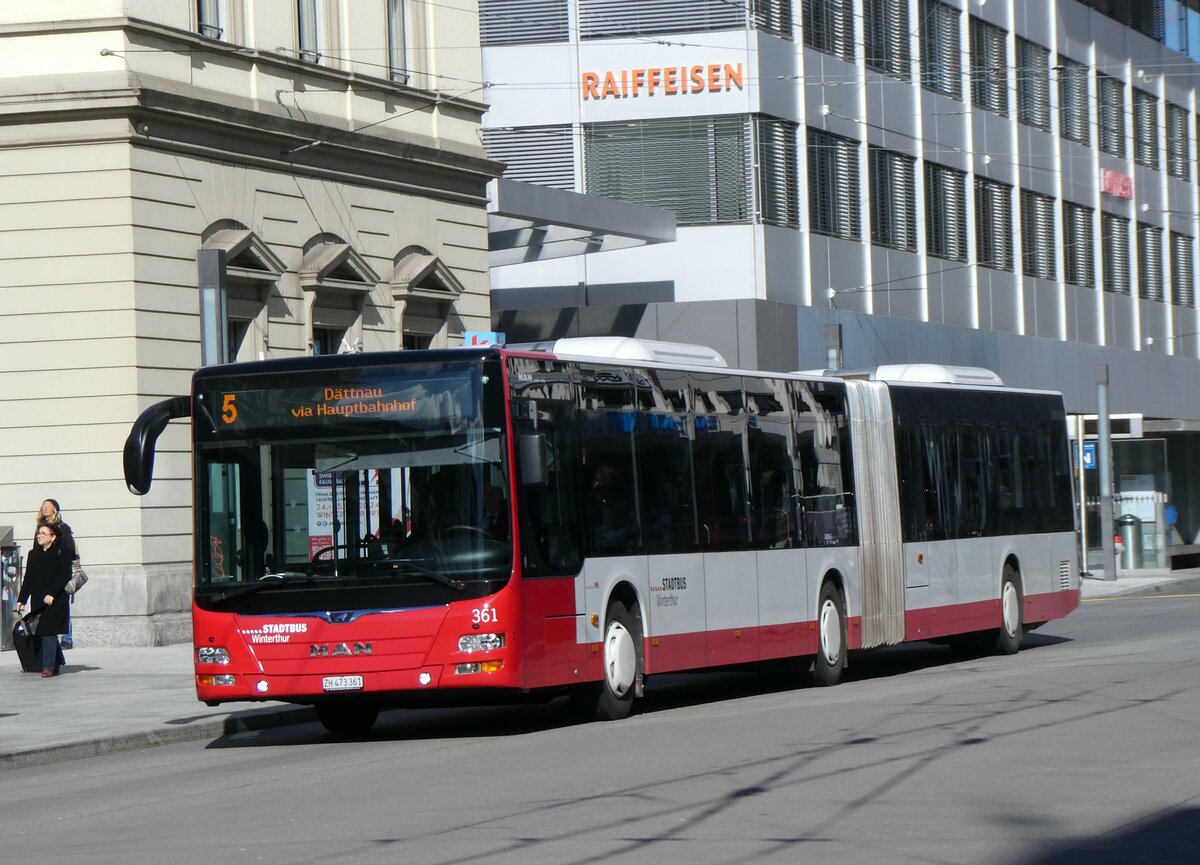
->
[571,599,641,721]
[812,582,847,686]
[994,565,1023,655]
[316,703,380,735]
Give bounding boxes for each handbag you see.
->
[21,611,41,635]
[65,558,88,595]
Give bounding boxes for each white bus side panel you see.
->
[705,551,760,664]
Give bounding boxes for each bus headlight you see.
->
[458,633,505,653]
[197,647,230,665]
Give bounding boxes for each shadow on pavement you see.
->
[1020,807,1200,864]
[202,632,1076,750]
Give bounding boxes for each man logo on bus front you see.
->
[310,642,373,657]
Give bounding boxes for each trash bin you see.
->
[1116,513,1143,570]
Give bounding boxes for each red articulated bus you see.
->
[124,338,1080,733]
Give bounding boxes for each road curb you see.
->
[0,705,316,772]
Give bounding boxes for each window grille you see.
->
[480,0,568,45]
[1101,212,1131,295]
[803,0,854,60]
[869,146,917,251]
[864,0,910,80]
[975,177,1013,271]
[1077,0,1164,40]
[1171,232,1195,307]
[970,17,1008,117]
[1058,57,1090,145]
[807,129,860,239]
[1133,88,1160,170]
[1138,223,1164,301]
[1062,201,1095,288]
[584,116,752,225]
[579,0,747,39]
[1020,189,1056,280]
[483,126,575,190]
[1016,39,1050,130]
[1167,103,1190,180]
[197,0,226,40]
[925,163,967,261]
[1098,74,1126,157]
[920,0,961,99]
[756,117,800,228]
[752,0,794,39]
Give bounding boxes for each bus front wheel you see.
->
[570,599,641,721]
[812,582,847,686]
[316,703,380,735]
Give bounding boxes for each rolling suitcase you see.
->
[12,620,41,673]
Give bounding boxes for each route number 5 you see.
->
[222,393,238,424]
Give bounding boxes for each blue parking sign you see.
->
[1082,442,1096,470]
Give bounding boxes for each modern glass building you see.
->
[481,0,1200,567]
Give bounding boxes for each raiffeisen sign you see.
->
[582,62,745,100]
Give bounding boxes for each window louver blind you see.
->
[1138,223,1164,301]
[1058,57,1090,145]
[757,117,800,228]
[584,116,752,225]
[1171,232,1195,307]
[1102,212,1131,295]
[579,0,747,39]
[970,17,1008,117]
[975,177,1013,271]
[1016,39,1050,130]
[864,0,910,79]
[480,0,568,45]
[1167,104,1190,180]
[1020,190,1055,280]
[808,129,860,239]
[803,0,854,60]
[920,0,961,99]
[1133,89,1159,170]
[1098,74,1126,157]
[752,0,793,39]
[869,146,917,251]
[925,163,967,261]
[482,125,575,190]
[1062,202,1095,288]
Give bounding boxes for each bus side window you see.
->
[510,361,583,577]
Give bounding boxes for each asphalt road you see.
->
[6,593,1200,865]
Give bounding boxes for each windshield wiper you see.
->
[206,572,335,603]
[386,558,466,592]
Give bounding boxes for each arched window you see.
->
[200,221,284,362]
[390,246,464,349]
[299,234,378,355]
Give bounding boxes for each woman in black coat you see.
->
[15,522,72,677]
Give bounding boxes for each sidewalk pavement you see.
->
[3,568,1200,771]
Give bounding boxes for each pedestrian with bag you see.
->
[37,497,80,650]
[15,522,72,677]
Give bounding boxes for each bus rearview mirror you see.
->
[518,433,547,486]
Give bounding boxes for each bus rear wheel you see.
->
[993,565,1023,655]
[812,582,846,686]
[316,703,380,735]
[570,599,641,721]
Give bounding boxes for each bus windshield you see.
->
[192,355,511,613]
